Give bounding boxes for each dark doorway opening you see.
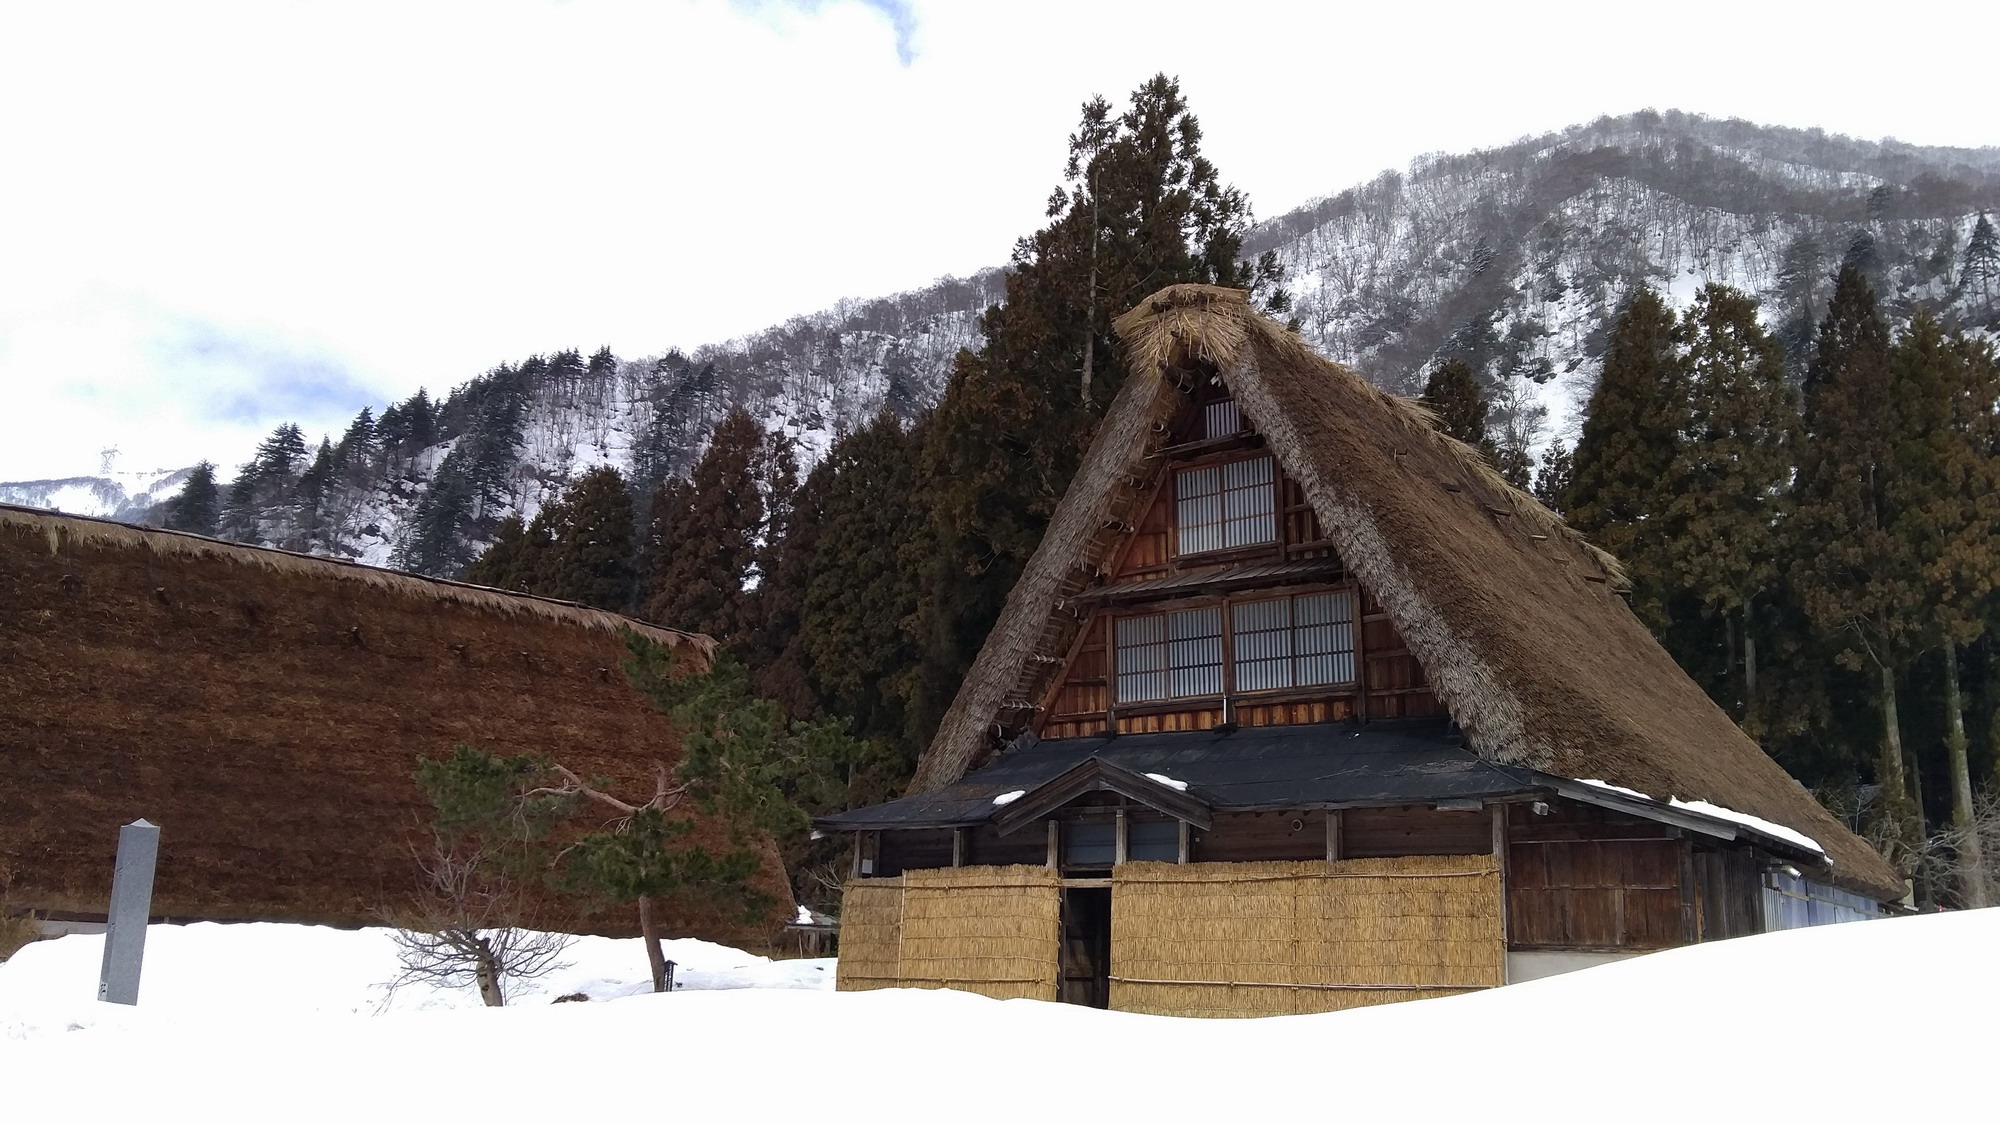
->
[1060,887,1111,1008]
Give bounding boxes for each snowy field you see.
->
[3,910,1994,1122]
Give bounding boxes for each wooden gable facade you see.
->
[1038,374,1442,741]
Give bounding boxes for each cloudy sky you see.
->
[1,0,1991,481]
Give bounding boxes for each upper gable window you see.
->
[1203,399,1243,439]
[1176,455,1275,556]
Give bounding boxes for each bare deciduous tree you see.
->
[384,834,572,1007]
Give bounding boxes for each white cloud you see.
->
[1,0,1991,479]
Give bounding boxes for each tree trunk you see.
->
[1741,601,1757,715]
[475,938,504,1007]
[638,894,669,993]
[1944,647,1989,908]
[1877,661,1923,882]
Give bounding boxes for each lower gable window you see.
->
[1115,607,1222,702]
[1231,591,1357,691]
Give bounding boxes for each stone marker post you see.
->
[98,818,160,1005]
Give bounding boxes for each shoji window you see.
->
[1115,606,1223,702]
[1176,455,1275,555]
[1229,590,1356,691]
[1203,399,1243,439]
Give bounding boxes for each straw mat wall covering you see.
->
[1109,855,1503,1017]
[835,865,1060,1001]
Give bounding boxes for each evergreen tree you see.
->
[1963,212,1999,314]
[1665,285,1797,717]
[641,409,765,644]
[1532,439,1573,514]
[333,407,377,480]
[1888,312,2000,904]
[463,513,542,593]
[1418,357,1496,456]
[162,461,221,537]
[908,74,1285,750]
[1790,265,1926,871]
[1565,288,1689,630]
[530,467,637,612]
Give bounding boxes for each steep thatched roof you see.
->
[909,284,1899,901]
[0,504,787,939]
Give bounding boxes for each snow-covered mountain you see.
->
[7,111,1996,574]
[0,466,195,522]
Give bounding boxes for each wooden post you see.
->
[952,827,965,868]
[1325,809,1343,861]
[1047,819,1060,869]
[1352,586,1369,722]
[1491,804,1510,982]
[851,831,864,880]
[1114,809,1128,866]
[1177,819,1191,864]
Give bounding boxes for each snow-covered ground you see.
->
[2,909,1992,1121]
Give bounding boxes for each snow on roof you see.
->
[991,790,1026,806]
[1143,772,1189,791]
[1577,779,1826,859]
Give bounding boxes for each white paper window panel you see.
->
[1204,400,1243,439]
[1221,457,1276,547]
[1115,614,1168,702]
[1167,607,1223,698]
[1176,465,1224,555]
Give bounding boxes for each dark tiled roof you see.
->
[816,721,1545,831]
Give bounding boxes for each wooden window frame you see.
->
[1173,453,1278,559]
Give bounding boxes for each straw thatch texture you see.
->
[833,880,905,990]
[0,505,787,941]
[909,284,1899,901]
[834,865,1060,1001]
[1109,855,1503,1018]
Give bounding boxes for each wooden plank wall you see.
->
[1506,802,1690,951]
[1344,807,1492,857]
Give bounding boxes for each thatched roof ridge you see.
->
[910,284,1900,900]
[0,503,710,655]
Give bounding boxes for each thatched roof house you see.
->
[0,504,788,942]
[819,285,1900,1016]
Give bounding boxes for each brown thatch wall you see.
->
[0,506,789,942]
[834,865,1060,1001]
[1110,855,1504,1018]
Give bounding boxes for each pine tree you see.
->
[641,409,765,644]
[1565,288,1689,630]
[1791,265,1926,872]
[1532,439,1573,514]
[1418,357,1496,455]
[909,74,1285,750]
[1888,312,2000,904]
[530,467,637,612]
[333,407,377,481]
[1665,285,1798,717]
[162,461,221,536]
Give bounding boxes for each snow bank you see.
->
[4,909,1993,1121]
[0,922,830,1037]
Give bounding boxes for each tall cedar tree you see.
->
[1790,265,1926,871]
[1664,285,1798,718]
[801,412,926,767]
[1962,213,1998,313]
[642,409,765,643]
[1564,289,1690,632]
[1532,440,1573,514]
[524,467,637,612]
[908,74,1286,751]
[1418,358,1498,457]
[163,461,221,537]
[463,513,542,593]
[1888,312,2000,904]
